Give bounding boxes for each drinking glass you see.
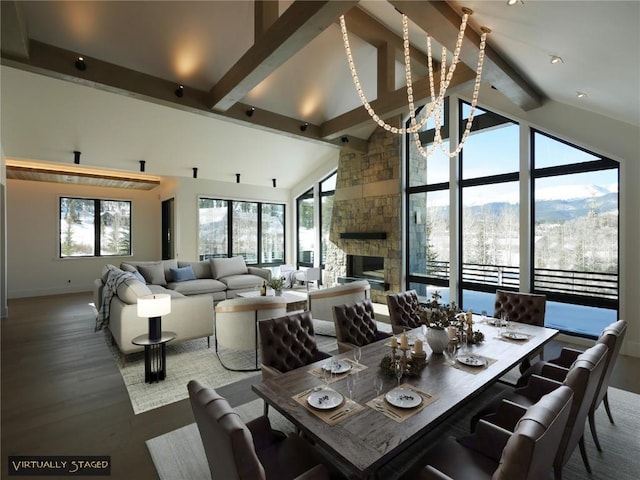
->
[459,331,468,354]
[481,310,488,323]
[346,374,356,400]
[395,360,403,387]
[500,313,510,334]
[446,340,458,362]
[353,347,362,366]
[322,361,332,386]
[373,376,384,396]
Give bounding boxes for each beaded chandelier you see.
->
[339,7,491,159]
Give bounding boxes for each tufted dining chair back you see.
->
[258,311,331,381]
[332,299,392,353]
[386,290,422,334]
[494,290,546,326]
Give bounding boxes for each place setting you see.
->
[366,383,436,423]
[308,351,368,383]
[292,381,365,426]
[444,341,496,374]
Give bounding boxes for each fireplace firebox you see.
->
[338,255,388,291]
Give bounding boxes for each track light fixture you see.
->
[272,178,276,188]
[300,122,308,132]
[74,56,87,71]
[246,107,255,117]
[550,55,564,64]
[73,151,81,164]
[175,85,184,97]
[341,136,349,144]
[236,173,241,183]
[139,160,146,172]
[193,167,198,179]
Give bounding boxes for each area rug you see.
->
[147,386,640,479]
[107,332,338,415]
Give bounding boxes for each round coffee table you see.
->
[132,331,177,383]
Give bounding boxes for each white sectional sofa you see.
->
[93,256,271,364]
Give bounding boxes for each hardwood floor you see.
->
[2,292,638,479]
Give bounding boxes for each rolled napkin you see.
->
[400,332,409,349]
[414,338,423,354]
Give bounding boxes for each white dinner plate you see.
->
[501,331,529,341]
[384,387,423,409]
[322,360,351,374]
[307,389,344,410]
[456,354,487,367]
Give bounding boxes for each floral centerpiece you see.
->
[267,276,286,294]
[415,291,461,330]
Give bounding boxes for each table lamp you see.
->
[137,293,171,341]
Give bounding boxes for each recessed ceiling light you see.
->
[577,92,587,99]
[550,55,564,64]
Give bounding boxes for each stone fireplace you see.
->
[327,117,402,304]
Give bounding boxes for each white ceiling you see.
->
[2,0,639,188]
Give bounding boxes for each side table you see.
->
[132,331,177,383]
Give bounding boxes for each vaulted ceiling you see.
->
[2,1,639,188]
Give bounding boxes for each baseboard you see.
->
[8,286,92,299]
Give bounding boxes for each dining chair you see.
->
[402,385,574,480]
[494,289,547,372]
[386,290,422,335]
[214,296,287,371]
[332,298,393,353]
[472,342,608,480]
[187,380,332,480]
[258,311,332,416]
[308,280,371,336]
[516,319,627,452]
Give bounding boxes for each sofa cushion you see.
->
[138,262,167,286]
[211,256,248,280]
[147,284,185,299]
[170,265,197,282]
[168,278,227,295]
[220,274,265,290]
[121,260,178,283]
[116,277,152,304]
[178,260,212,279]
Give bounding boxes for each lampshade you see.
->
[137,294,171,318]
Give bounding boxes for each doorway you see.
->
[161,198,175,260]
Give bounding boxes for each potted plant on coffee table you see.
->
[267,276,286,296]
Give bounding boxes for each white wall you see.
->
[6,179,161,298]
[1,145,7,318]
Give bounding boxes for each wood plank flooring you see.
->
[2,292,638,479]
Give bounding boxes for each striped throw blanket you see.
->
[95,269,137,331]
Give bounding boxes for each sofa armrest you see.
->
[248,266,271,281]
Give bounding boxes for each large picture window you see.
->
[59,197,131,257]
[297,188,314,267]
[198,198,285,266]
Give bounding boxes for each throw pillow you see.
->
[130,269,146,283]
[137,262,167,286]
[170,265,197,282]
[210,256,248,279]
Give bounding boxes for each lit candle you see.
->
[447,326,457,340]
[414,338,423,354]
[390,336,398,348]
[400,332,409,349]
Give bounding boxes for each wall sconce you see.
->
[73,151,81,164]
[272,178,276,188]
[246,107,255,117]
[139,160,146,172]
[193,167,198,179]
[236,173,241,183]
[175,85,184,97]
[137,293,171,341]
[341,136,349,143]
[74,56,87,71]
[300,122,308,132]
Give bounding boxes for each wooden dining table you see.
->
[251,318,559,479]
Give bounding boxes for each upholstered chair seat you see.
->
[402,386,574,480]
[187,380,333,480]
[516,319,627,451]
[473,343,608,480]
[387,290,422,334]
[259,311,332,381]
[332,299,392,353]
[494,290,547,372]
[308,280,371,336]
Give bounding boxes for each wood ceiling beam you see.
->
[389,0,543,111]
[254,1,279,39]
[341,6,429,75]
[321,67,476,140]
[209,0,358,112]
[0,1,29,59]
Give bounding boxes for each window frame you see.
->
[59,196,132,258]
